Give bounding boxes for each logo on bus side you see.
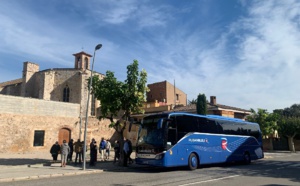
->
[188,138,208,143]
[221,138,232,152]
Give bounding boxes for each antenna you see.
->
[174,79,176,109]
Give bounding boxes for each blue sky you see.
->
[1,0,300,112]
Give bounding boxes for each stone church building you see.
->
[0,51,116,153]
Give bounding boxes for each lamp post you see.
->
[83,44,102,170]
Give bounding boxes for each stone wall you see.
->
[0,95,116,153]
[262,137,300,151]
[0,94,80,117]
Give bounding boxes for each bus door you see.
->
[167,122,177,150]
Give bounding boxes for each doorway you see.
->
[58,128,71,144]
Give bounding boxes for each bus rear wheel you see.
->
[188,153,198,170]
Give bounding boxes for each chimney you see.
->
[210,96,216,105]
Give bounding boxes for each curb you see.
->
[1,163,46,169]
[0,169,103,183]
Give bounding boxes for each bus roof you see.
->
[164,112,258,125]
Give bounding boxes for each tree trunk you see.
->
[287,136,296,153]
[118,132,125,166]
[269,137,274,151]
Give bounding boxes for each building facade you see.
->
[0,51,104,117]
[172,96,251,119]
[147,81,187,108]
[0,51,116,153]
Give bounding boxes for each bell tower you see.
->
[73,51,93,70]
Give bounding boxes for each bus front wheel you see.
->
[188,153,198,170]
[243,152,251,164]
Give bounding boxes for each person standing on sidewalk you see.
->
[89,139,97,166]
[105,139,111,160]
[50,141,60,161]
[123,138,129,167]
[74,139,82,165]
[99,138,106,161]
[60,140,70,167]
[68,139,74,162]
[113,140,120,163]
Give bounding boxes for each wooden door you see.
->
[58,128,71,145]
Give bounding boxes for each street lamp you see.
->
[83,44,102,170]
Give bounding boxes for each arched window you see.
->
[77,57,81,68]
[63,85,70,102]
[85,57,89,69]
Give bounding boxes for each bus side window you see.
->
[207,119,219,134]
[198,118,219,134]
[176,115,198,139]
[198,118,207,133]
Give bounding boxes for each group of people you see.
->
[89,137,112,166]
[50,137,133,167]
[50,139,86,167]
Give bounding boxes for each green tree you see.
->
[196,93,207,115]
[91,60,148,164]
[246,108,279,150]
[275,104,300,152]
[278,117,300,152]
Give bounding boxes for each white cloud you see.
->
[201,0,300,111]
[144,0,300,112]
[96,1,138,24]
[1,0,300,112]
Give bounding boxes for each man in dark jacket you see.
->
[68,139,74,162]
[89,139,97,166]
[50,141,60,161]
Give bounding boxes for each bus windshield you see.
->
[137,114,167,146]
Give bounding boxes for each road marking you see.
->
[288,164,300,167]
[266,162,282,165]
[278,162,293,166]
[178,175,240,186]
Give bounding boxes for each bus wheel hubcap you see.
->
[192,157,196,167]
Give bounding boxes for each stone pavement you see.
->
[0,150,131,183]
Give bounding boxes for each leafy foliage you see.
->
[188,99,197,105]
[278,117,300,138]
[91,60,148,132]
[246,108,278,137]
[196,93,207,115]
[282,104,300,117]
[275,104,300,138]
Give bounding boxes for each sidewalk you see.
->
[0,150,127,183]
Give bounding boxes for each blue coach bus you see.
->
[135,112,264,170]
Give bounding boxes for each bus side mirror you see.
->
[157,119,163,129]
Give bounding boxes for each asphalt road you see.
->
[1,152,299,186]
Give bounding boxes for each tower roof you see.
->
[72,51,92,57]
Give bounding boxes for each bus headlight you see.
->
[155,153,164,159]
